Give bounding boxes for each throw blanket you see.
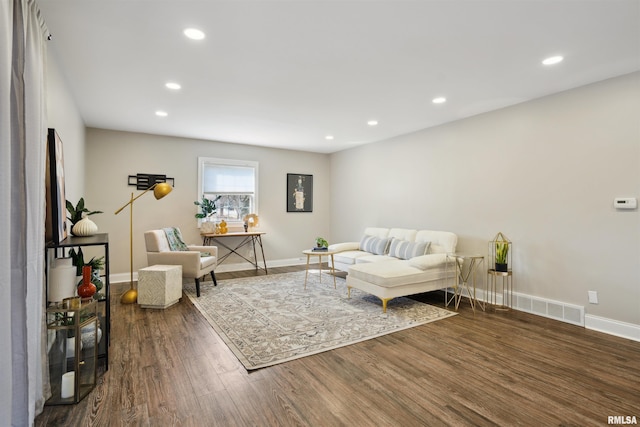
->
[163,227,189,251]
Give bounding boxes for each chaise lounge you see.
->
[329,227,457,312]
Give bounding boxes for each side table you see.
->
[138,265,183,309]
[487,268,513,311]
[446,253,486,312]
[302,249,338,289]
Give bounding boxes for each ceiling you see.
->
[37,0,640,154]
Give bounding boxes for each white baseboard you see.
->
[446,287,639,342]
[585,314,640,342]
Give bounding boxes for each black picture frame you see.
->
[45,128,68,244]
[287,173,313,212]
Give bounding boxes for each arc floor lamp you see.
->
[114,182,172,303]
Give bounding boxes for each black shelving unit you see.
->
[46,233,110,370]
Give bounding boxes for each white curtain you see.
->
[0,0,50,425]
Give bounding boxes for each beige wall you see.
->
[85,129,331,278]
[329,72,640,326]
[45,47,85,202]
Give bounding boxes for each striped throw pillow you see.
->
[359,235,391,255]
[388,239,430,260]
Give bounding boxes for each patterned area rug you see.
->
[184,270,456,370]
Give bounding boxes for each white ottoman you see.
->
[138,265,183,309]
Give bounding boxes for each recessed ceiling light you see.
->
[432,97,446,104]
[165,82,181,90]
[325,135,334,140]
[155,110,168,117]
[542,55,564,65]
[183,28,205,40]
[367,120,378,126]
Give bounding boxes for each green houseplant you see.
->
[66,198,103,229]
[194,195,222,219]
[495,241,509,272]
[315,237,329,248]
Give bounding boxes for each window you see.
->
[197,157,258,225]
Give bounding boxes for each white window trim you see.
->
[197,157,259,226]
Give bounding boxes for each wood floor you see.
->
[36,265,640,426]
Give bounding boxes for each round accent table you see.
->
[302,249,339,289]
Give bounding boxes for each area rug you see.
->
[183,270,456,370]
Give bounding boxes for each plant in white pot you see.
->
[66,198,103,236]
[194,195,221,233]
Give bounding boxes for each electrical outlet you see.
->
[588,291,598,304]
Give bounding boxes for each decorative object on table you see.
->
[77,265,97,299]
[243,213,259,229]
[490,232,511,272]
[287,173,313,212]
[194,194,221,218]
[114,181,173,304]
[183,271,456,370]
[68,248,104,296]
[48,257,76,303]
[71,215,98,236]
[195,195,221,233]
[128,173,174,190]
[315,237,328,250]
[66,197,103,236]
[218,219,228,234]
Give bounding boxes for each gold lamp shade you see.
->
[153,182,172,199]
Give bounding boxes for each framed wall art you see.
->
[287,173,313,212]
[45,128,68,244]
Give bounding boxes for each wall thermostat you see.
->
[614,197,637,209]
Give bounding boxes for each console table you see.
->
[201,231,267,273]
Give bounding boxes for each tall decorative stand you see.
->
[487,232,513,310]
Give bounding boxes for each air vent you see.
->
[515,293,584,326]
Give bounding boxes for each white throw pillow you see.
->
[388,238,430,260]
[359,235,391,255]
[408,253,448,269]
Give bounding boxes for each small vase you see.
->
[72,216,98,236]
[77,265,96,298]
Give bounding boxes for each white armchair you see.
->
[144,229,218,297]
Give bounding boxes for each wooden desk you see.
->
[201,231,267,273]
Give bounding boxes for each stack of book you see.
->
[312,246,328,251]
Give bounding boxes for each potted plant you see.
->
[66,198,103,236]
[315,237,329,249]
[66,198,103,228]
[194,195,222,219]
[495,241,509,272]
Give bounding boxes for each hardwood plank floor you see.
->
[36,265,640,426]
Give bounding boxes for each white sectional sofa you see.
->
[328,227,457,312]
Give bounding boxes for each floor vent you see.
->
[514,293,584,326]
